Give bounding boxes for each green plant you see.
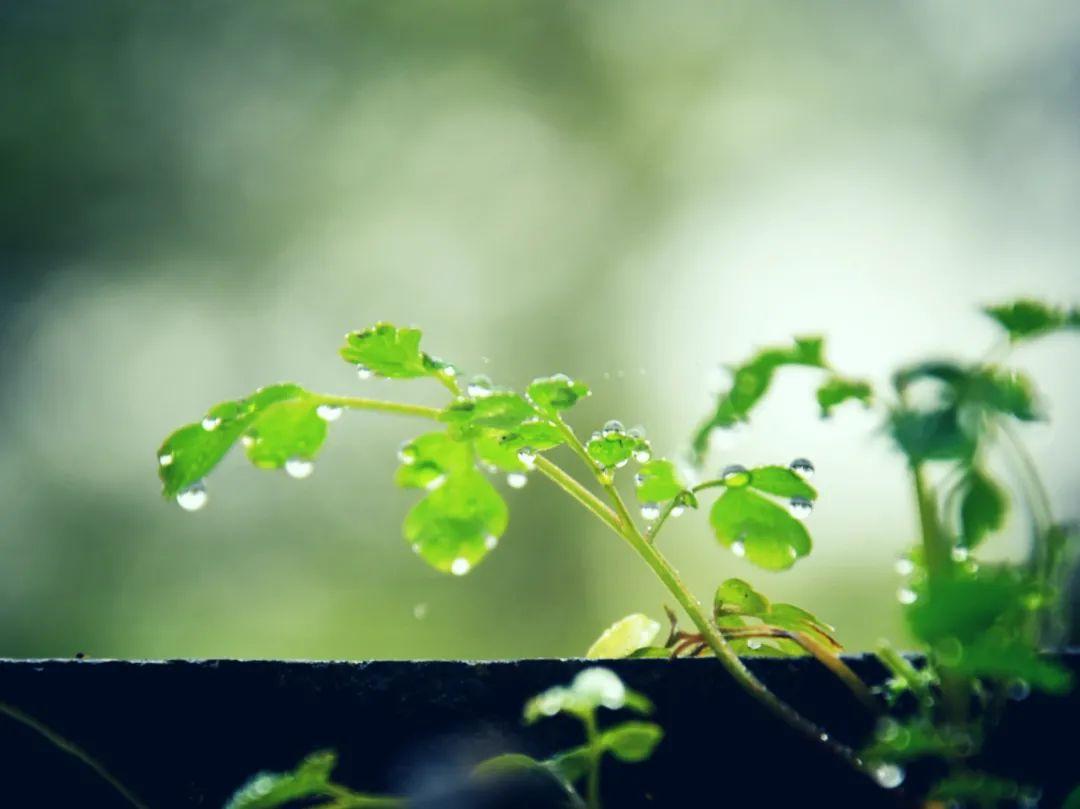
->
[221,667,660,809]
[157,299,1079,806]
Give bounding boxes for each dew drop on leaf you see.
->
[356,364,374,380]
[451,557,471,576]
[316,404,343,422]
[158,453,174,467]
[602,419,624,437]
[485,534,499,550]
[894,556,915,576]
[506,472,528,489]
[284,458,314,479]
[466,375,493,398]
[424,473,446,491]
[640,502,661,521]
[897,587,917,605]
[628,425,646,440]
[731,540,746,558]
[746,639,762,650]
[201,416,221,432]
[633,447,652,463]
[413,603,428,620]
[788,497,813,520]
[721,464,750,487]
[241,435,256,448]
[789,457,815,479]
[398,443,417,465]
[516,447,537,470]
[871,763,904,789]
[951,546,969,562]
[176,481,208,512]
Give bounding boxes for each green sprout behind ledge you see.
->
[157,299,1080,807]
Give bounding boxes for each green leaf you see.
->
[224,750,337,809]
[244,400,327,469]
[904,567,1028,645]
[586,432,636,469]
[714,578,769,616]
[767,603,840,649]
[968,367,1041,421]
[633,460,686,503]
[441,392,535,434]
[403,469,508,574]
[586,614,661,659]
[395,431,472,488]
[932,773,1026,805]
[527,374,590,413]
[949,633,1072,694]
[545,747,592,786]
[709,488,811,570]
[500,419,566,452]
[1064,784,1080,809]
[472,754,586,808]
[340,322,439,378]
[984,299,1080,343]
[958,467,1006,549]
[600,721,663,763]
[157,383,317,496]
[888,406,975,463]
[816,375,873,418]
[746,466,817,500]
[691,336,826,459]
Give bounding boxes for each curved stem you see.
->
[316,395,443,421]
[534,457,623,536]
[582,712,602,809]
[0,701,151,809]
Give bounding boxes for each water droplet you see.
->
[356,365,374,381]
[951,546,969,562]
[397,443,417,465]
[284,458,314,479]
[241,435,256,448]
[158,452,174,467]
[628,426,646,440]
[634,473,645,487]
[424,473,446,491]
[789,458,815,479]
[640,502,661,521]
[413,603,428,620]
[1007,679,1031,701]
[451,557,471,576]
[316,404,343,422]
[819,733,829,742]
[176,482,208,511]
[721,464,750,487]
[872,762,905,789]
[614,457,629,469]
[602,419,624,437]
[485,534,499,550]
[894,556,915,576]
[788,497,813,519]
[201,416,221,432]
[466,375,493,398]
[633,448,652,463]
[411,543,421,554]
[897,587,917,605]
[438,364,459,380]
[731,540,746,558]
[746,639,762,650]
[670,505,685,518]
[507,472,528,489]
[516,448,537,470]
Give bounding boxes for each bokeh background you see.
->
[3,1,1080,660]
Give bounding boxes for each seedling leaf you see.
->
[527,374,591,413]
[586,614,661,659]
[746,466,817,500]
[709,488,811,570]
[340,322,438,378]
[599,721,663,763]
[816,375,873,417]
[983,299,1080,343]
[633,460,686,503]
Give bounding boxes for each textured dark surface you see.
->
[0,656,1075,808]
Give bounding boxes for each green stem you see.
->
[325,785,406,808]
[648,478,727,543]
[582,712,602,809]
[0,701,151,809]
[534,457,623,535]
[317,395,443,421]
[912,464,950,579]
[876,640,934,715]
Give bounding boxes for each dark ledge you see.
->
[1,655,1076,808]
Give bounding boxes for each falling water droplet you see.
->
[789,458,815,479]
[788,497,813,520]
[485,535,499,550]
[176,482,208,511]
[897,587,917,605]
[507,472,528,489]
[722,465,750,487]
[872,763,905,789]
[285,458,314,479]
[411,543,421,554]
[894,556,915,576]
[451,557,471,576]
[356,365,374,381]
[731,540,746,558]
[201,416,221,432]
[316,404,343,422]
[602,420,624,436]
[516,448,537,470]
[640,502,661,521]
[413,603,428,620]
[158,452,174,467]
[466,375,493,398]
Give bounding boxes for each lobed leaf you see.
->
[395,431,472,488]
[709,488,811,570]
[599,721,663,763]
[441,392,536,434]
[633,460,686,503]
[586,614,661,659]
[746,466,817,500]
[340,322,441,378]
[243,400,327,469]
[816,375,873,418]
[586,432,636,469]
[983,299,1080,343]
[524,668,651,724]
[527,374,590,413]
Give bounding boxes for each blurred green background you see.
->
[2,1,1079,660]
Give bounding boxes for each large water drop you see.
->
[285,458,314,479]
[176,482,208,511]
[451,557,471,576]
[316,404,343,422]
[789,458,815,479]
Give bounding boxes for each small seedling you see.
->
[157,300,1080,806]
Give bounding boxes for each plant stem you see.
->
[325,785,405,808]
[582,712,602,809]
[876,640,934,715]
[0,701,151,809]
[912,465,950,579]
[534,457,623,535]
[317,395,443,421]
